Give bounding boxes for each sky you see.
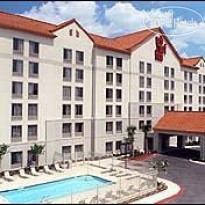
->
[0,1,205,58]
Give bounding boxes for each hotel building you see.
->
[0,11,204,170]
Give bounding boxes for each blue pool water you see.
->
[0,175,112,204]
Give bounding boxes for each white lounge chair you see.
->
[19,169,30,178]
[30,167,41,176]
[43,165,55,175]
[3,171,15,182]
[54,163,64,172]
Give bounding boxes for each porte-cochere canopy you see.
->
[154,111,205,135]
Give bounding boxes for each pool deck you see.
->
[0,158,168,204]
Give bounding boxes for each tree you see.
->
[30,144,45,167]
[0,144,9,165]
[141,124,151,154]
[126,125,137,151]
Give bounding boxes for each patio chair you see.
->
[78,199,87,204]
[43,165,55,175]
[3,171,15,182]
[90,195,98,204]
[19,168,30,178]
[54,163,64,173]
[30,167,41,176]
[104,191,119,200]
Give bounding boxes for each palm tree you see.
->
[126,125,137,152]
[30,143,45,167]
[0,144,9,166]
[141,124,151,153]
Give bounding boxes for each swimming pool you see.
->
[0,175,112,204]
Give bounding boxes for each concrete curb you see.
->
[131,178,183,204]
[189,159,205,166]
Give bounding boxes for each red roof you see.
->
[0,11,203,70]
[181,57,203,69]
[0,11,57,38]
[154,111,205,134]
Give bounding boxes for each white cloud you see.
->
[20,1,205,57]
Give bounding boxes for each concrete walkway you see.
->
[131,178,182,204]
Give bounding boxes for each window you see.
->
[164,80,169,90]
[147,120,152,128]
[75,104,83,117]
[203,75,205,84]
[106,142,113,153]
[106,105,113,117]
[12,104,22,120]
[62,146,71,160]
[139,61,144,73]
[75,123,84,136]
[139,76,144,88]
[106,122,113,134]
[203,86,205,94]
[139,105,145,116]
[146,92,152,102]
[147,77,152,88]
[106,56,113,67]
[28,83,38,99]
[147,106,152,116]
[116,89,122,102]
[106,89,113,102]
[199,96,202,104]
[170,106,175,111]
[189,107,192,111]
[203,97,205,105]
[116,58,122,69]
[64,49,72,62]
[164,93,169,103]
[199,86,202,94]
[116,105,122,117]
[116,73,122,86]
[184,83,188,92]
[171,68,175,78]
[28,125,38,141]
[75,87,83,101]
[62,146,71,158]
[116,121,122,133]
[106,73,113,85]
[116,141,121,150]
[139,121,144,130]
[199,74,202,83]
[184,107,187,111]
[189,72,193,81]
[189,95,193,104]
[184,95,188,104]
[12,81,23,98]
[76,51,84,64]
[76,69,84,82]
[76,30,79,37]
[189,84,193,93]
[170,94,175,103]
[13,59,23,76]
[75,145,84,153]
[63,67,72,81]
[29,41,39,57]
[28,104,38,120]
[11,152,22,168]
[11,126,22,142]
[171,81,175,90]
[62,123,71,137]
[139,91,144,102]
[29,62,38,77]
[63,86,71,101]
[62,104,71,118]
[13,38,24,54]
[184,71,188,80]
[147,63,152,74]
[164,106,169,113]
[164,66,169,77]
[69,29,73,36]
